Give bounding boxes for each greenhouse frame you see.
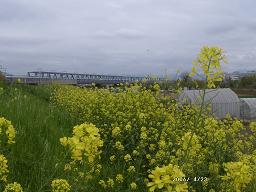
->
[178,88,241,119]
[240,98,256,121]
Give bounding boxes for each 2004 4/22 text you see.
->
[173,177,208,182]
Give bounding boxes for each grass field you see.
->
[0,83,77,191]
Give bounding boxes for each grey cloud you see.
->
[0,0,51,23]
[0,0,256,76]
[95,28,144,39]
[0,1,32,21]
[115,28,144,39]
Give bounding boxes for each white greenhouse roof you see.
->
[240,98,256,109]
[179,88,240,104]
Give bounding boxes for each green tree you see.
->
[179,72,194,89]
[239,75,256,89]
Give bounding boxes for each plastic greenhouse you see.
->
[178,88,240,119]
[240,98,256,121]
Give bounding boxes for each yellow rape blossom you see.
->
[189,46,227,88]
[60,123,103,163]
[130,182,137,190]
[147,164,188,192]
[112,127,121,137]
[4,182,23,192]
[107,178,114,188]
[99,180,107,188]
[115,141,124,151]
[0,117,16,144]
[127,166,136,173]
[221,161,252,191]
[51,179,71,192]
[132,150,139,156]
[124,154,132,162]
[116,174,124,183]
[0,154,9,183]
[109,155,116,162]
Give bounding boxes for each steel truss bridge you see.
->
[6,71,164,85]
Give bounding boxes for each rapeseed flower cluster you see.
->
[51,179,71,192]
[60,123,103,164]
[0,117,23,191]
[147,164,188,192]
[3,182,23,192]
[0,117,16,144]
[51,46,256,191]
[116,174,124,183]
[0,154,8,182]
[221,162,252,192]
[130,182,137,190]
[189,46,227,88]
[52,83,256,191]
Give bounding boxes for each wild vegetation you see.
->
[225,75,256,89]
[0,72,5,82]
[0,83,76,191]
[0,46,256,192]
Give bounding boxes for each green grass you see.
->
[0,83,77,192]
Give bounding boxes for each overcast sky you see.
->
[0,0,256,76]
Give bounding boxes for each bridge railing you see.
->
[27,71,162,82]
[5,71,164,85]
